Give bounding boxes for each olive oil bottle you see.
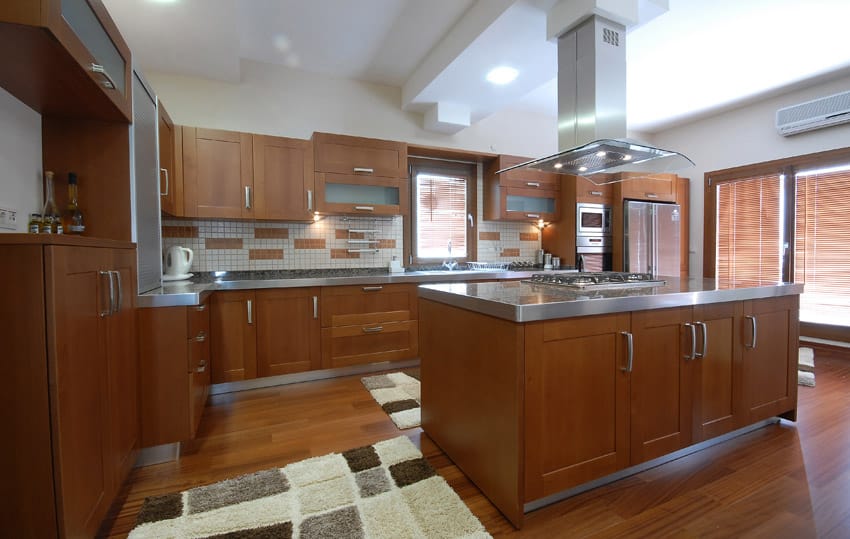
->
[63,172,85,235]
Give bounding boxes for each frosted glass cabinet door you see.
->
[316,173,409,216]
[62,0,127,97]
[500,187,560,222]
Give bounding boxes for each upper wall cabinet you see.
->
[158,101,181,217]
[253,135,315,221]
[484,155,561,222]
[313,132,407,179]
[615,173,678,203]
[0,0,132,122]
[182,127,254,219]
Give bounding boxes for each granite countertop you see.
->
[138,266,568,308]
[417,278,804,322]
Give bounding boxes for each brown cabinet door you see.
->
[183,127,254,218]
[252,135,315,221]
[524,313,631,500]
[320,283,417,327]
[313,132,407,178]
[105,249,139,488]
[574,176,613,203]
[741,296,799,423]
[158,103,181,216]
[492,155,561,190]
[45,245,112,538]
[321,320,419,369]
[630,306,694,464]
[256,288,321,376]
[315,172,409,216]
[618,174,677,202]
[692,301,743,441]
[211,291,257,383]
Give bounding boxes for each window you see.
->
[409,159,476,263]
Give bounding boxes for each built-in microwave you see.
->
[576,203,611,236]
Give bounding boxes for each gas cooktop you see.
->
[522,271,666,290]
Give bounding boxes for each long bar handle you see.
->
[312,296,318,319]
[745,315,757,349]
[526,182,541,188]
[526,213,540,219]
[112,270,122,314]
[354,206,374,212]
[645,193,659,199]
[695,321,708,359]
[590,190,604,196]
[160,168,169,196]
[683,323,696,360]
[362,286,383,292]
[99,271,114,318]
[247,299,253,325]
[245,186,252,209]
[90,63,117,89]
[362,326,384,334]
[353,167,374,174]
[307,189,313,211]
[621,331,633,372]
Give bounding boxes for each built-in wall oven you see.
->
[576,203,612,271]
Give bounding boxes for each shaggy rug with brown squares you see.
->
[361,372,421,429]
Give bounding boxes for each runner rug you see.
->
[129,435,490,538]
[798,346,815,387]
[361,372,421,429]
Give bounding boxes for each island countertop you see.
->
[417,277,804,322]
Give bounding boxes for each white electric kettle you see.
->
[164,246,194,276]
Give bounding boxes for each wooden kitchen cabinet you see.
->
[182,127,254,219]
[741,295,799,423]
[315,172,409,216]
[524,313,631,500]
[484,155,561,222]
[0,237,138,538]
[139,297,211,447]
[313,132,407,178]
[616,173,678,202]
[158,101,182,216]
[572,175,613,204]
[320,283,419,368]
[256,288,321,376]
[253,135,316,221]
[211,290,258,383]
[0,0,132,122]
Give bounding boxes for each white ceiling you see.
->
[104,0,850,134]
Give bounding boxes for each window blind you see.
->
[795,165,850,323]
[716,173,782,285]
[415,173,467,258]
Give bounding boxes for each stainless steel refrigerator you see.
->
[623,200,681,276]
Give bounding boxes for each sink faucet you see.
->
[442,259,458,271]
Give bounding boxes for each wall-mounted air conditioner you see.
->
[776,90,850,136]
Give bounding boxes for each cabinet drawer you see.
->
[188,299,210,337]
[321,284,417,327]
[315,173,409,216]
[321,320,419,368]
[313,132,407,178]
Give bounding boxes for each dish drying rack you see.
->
[342,216,389,254]
[466,261,511,271]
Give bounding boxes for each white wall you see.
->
[147,59,559,158]
[651,74,850,277]
[0,87,42,232]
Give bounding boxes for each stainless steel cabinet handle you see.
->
[526,213,540,219]
[526,182,541,188]
[468,213,474,228]
[621,331,633,372]
[99,270,113,318]
[683,323,696,360]
[196,360,207,373]
[90,63,117,89]
[362,286,383,292]
[195,304,207,312]
[745,315,757,349]
[307,189,313,211]
[353,167,374,174]
[245,186,252,209]
[362,326,384,333]
[194,331,206,343]
[247,299,253,325]
[312,296,318,319]
[646,193,659,199]
[113,270,122,314]
[160,168,169,196]
[695,321,708,359]
[354,206,374,212]
[590,190,603,196]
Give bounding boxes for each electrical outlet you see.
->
[0,207,18,230]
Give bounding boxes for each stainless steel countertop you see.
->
[417,278,804,322]
[137,269,557,308]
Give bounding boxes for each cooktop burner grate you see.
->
[523,271,666,290]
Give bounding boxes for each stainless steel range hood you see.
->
[498,15,693,184]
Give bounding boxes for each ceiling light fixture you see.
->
[595,151,607,157]
[553,163,563,169]
[486,66,518,85]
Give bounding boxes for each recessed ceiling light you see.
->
[623,154,632,161]
[553,163,563,169]
[486,66,518,85]
[578,166,588,172]
[595,151,607,157]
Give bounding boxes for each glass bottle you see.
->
[28,213,42,234]
[63,172,85,235]
[41,171,62,234]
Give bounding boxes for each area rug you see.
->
[129,435,490,538]
[361,372,421,429]
[798,346,816,387]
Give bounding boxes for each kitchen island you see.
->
[418,277,802,528]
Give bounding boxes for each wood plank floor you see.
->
[101,345,850,538]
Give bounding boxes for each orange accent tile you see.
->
[336,229,365,240]
[254,228,289,239]
[249,249,284,260]
[331,249,360,259]
[479,231,500,241]
[520,232,540,241]
[376,239,396,248]
[205,238,243,249]
[162,225,198,238]
[500,248,520,257]
[294,238,327,249]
